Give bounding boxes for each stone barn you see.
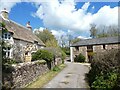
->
[70,36,120,62]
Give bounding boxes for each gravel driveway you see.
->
[43,62,90,88]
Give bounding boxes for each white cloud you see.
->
[0,0,118,38]
[0,0,21,12]
[81,2,90,11]
[92,6,95,9]
[92,6,118,27]
[0,0,42,12]
[33,27,44,33]
[34,0,118,37]
[77,36,91,39]
[51,30,66,38]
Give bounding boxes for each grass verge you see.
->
[25,64,66,88]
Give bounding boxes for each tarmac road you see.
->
[43,62,90,88]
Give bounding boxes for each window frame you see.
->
[75,46,79,51]
[2,32,11,40]
[3,47,11,58]
[87,45,93,50]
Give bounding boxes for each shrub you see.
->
[32,49,54,62]
[52,66,60,71]
[61,47,70,56]
[61,50,66,64]
[74,53,85,62]
[42,47,66,61]
[87,49,120,89]
[3,58,21,65]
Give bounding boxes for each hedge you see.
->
[32,49,54,62]
[87,49,120,89]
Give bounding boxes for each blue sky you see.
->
[9,2,118,29]
[0,1,119,40]
[9,2,43,29]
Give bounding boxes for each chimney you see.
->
[1,8,9,20]
[26,21,32,31]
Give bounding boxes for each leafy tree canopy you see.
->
[35,29,58,47]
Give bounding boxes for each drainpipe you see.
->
[70,47,74,62]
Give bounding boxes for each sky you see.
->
[0,0,119,41]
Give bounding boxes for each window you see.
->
[75,47,79,51]
[3,47,11,58]
[2,32,11,40]
[34,41,38,44]
[103,45,106,49]
[87,45,93,49]
[34,41,38,50]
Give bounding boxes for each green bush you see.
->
[42,47,66,62]
[52,66,60,71]
[74,53,85,62]
[32,49,54,62]
[61,51,66,64]
[87,49,120,89]
[2,58,18,65]
[91,72,118,89]
[61,47,70,56]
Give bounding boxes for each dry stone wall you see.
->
[3,61,49,88]
[3,58,63,89]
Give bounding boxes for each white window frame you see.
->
[3,47,11,58]
[3,32,11,40]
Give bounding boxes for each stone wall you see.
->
[106,44,119,50]
[73,46,88,62]
[3,61,49,89]
[55,57,62,65]
[93,44,119,52]
[3,58,63,89]
[73,44,120,62]
[93,45,103,53]
[79,46,88,62]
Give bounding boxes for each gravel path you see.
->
[43,62,90,88]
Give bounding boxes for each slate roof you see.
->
[0,17,45,46]
[71,36,120,47]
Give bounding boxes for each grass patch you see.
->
[25,64,66,88]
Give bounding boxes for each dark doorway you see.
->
[87,45,93,63]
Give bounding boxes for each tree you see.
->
[35,29,58,47]
[71,38,80,44]
[90,24,97,38]
[96,25,119,38]
[60,34,73,48]
[67,34,73,47]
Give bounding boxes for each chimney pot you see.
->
[1,8,9,20]
[26,21,32,31]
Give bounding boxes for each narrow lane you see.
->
[43,62,90,88]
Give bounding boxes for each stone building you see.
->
[70,36,120,62]
[0,8,45,62]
